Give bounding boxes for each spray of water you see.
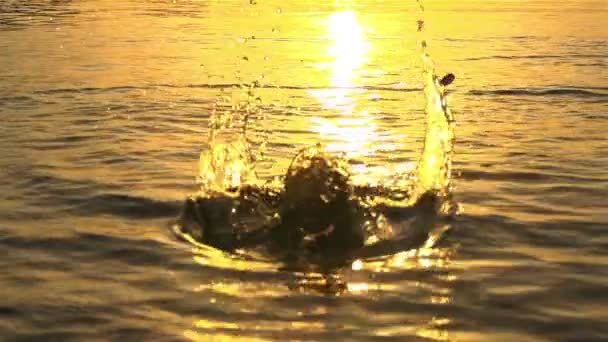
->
[185,0,456,253]
[197,82,266,196]
[410,0,455,211]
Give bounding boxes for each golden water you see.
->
[1,0,607,340]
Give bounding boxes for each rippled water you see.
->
[1,0,607,340]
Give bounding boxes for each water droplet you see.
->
[439,73,455,86]
[417,20,424,32]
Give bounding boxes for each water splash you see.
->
[197,82,266,196]
[410,0,455,211]
[181,0,457,261]
[197,136,254,196]
[355,0,456,214]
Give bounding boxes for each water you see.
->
[1,0,607,340]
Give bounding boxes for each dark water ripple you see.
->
[27,83,423,96]
[469,87,608,98]
[459,54,608,61]
[69,193,181,219]
[1,0,608,341]
[459,168,608,184]
[0,0,78,31]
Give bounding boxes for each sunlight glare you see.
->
[309,10,380,159]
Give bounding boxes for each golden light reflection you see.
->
[325,10,368,99]
[309,10,380,158]
[184,329,268,342]
[185,318,337,342]
[312,10,369,110]
[176,228,275,273]
[184,246,458,340]
[346,282,369,293]
[351,259,363,271]
[360,248,456,341]
[349,246,456,274]
[415,317,451,341]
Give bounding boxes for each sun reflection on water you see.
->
[349,247,456,340]
[309,10,380,159]
[313,10,369,110]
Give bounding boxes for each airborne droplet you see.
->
[439,73,455,86]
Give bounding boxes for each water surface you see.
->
[1,0,607,340]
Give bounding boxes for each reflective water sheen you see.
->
[1,0,607,341]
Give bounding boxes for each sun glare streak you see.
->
[309,10,380,158]
[327,11,368,91]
